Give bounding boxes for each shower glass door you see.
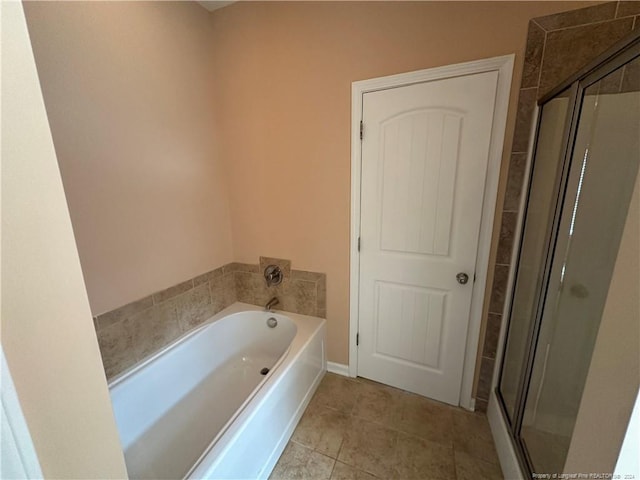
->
[521,54,640,474]
[498,92,571,423]
[497,32,640,477]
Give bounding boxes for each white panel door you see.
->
[358,71,499,405]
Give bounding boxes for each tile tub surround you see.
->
[236,257,327,318]
[270,373,503,480]
[94,258,326,379]
[477,0,639,411]
[94,265,237,378]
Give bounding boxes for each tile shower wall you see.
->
[477,0,639,412]
[94,257,326,379]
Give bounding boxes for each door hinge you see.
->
[359,120,363,140]
[357,237,361,252]
[356,332,360,346]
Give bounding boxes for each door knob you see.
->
[456,272,469,285]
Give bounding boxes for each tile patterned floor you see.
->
[270,373,503,480]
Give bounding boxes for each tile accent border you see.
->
[94,257,326,379]
[477,0,637,412]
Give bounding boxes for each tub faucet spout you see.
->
[265,297,280,312]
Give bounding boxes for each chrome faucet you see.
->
[265,297,280,312]
[264,265,283,286]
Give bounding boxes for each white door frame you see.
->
[349,54,514,410]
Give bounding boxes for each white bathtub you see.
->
[108,302,326,479]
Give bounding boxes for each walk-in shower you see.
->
[496,30,639,476]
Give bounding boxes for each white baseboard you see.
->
[464,397,476,412]
[487,391,524,480]
[327,362,350,377]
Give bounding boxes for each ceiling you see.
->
[196,1,235,12]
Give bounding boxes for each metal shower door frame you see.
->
[495,29,640,477]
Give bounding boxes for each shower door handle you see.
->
[456,272,469,285]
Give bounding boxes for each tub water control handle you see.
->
[264,265,283,286]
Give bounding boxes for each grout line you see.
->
[531,18,546,31]
[334,434,346,466]
[618,65,626,93]
[615,0,620,19]
[328,459,338,478]
[535,29,547,89]
[545,14,628,34]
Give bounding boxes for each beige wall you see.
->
[0,2,127,477]
[23,0,601,366]
[24,1,234,315]
[209,1,598,363]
